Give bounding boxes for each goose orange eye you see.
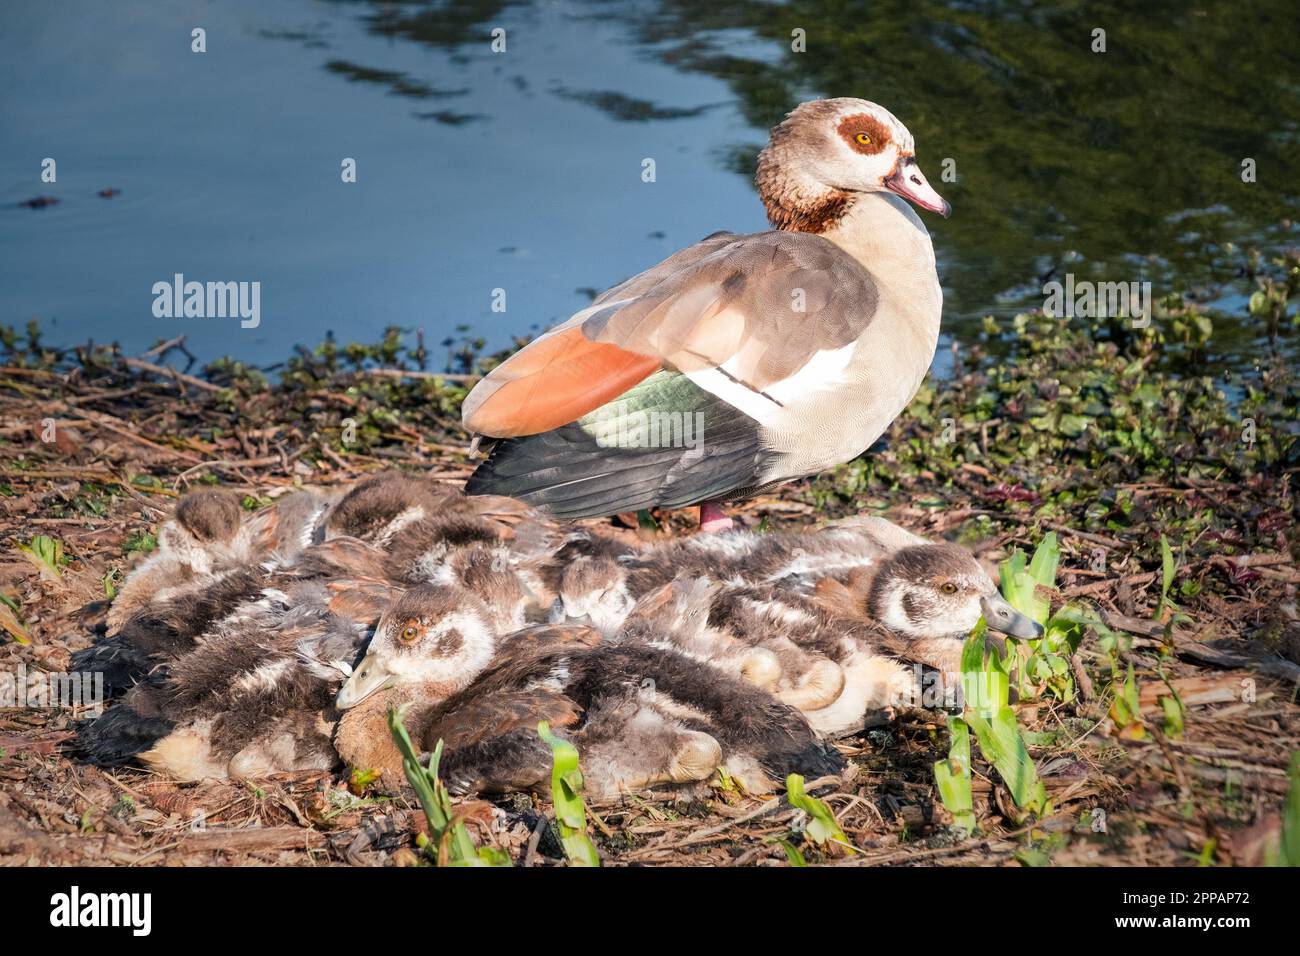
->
[855,132,872,145]
[399,624,419,643]
[941,583,958,595]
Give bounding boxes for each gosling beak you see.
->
[549,599,593,628]
[884,156,951,218]
[980,594,1044,639]
[335,650,394,710]
[547,600,567,625]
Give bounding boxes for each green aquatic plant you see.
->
[17,534,65,579]
[123,530,157,555]
[779,840,808,867]
[1108,663,1146,742]
[0,593,31,645]
[940,532,1104,824]
[1154,534,1194,631]
[1156,666,1186,739]
[998,533,1078,702]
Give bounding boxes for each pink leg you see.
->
[698,501,733,533]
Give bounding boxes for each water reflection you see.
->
[1,0,1295,368]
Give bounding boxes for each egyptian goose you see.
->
[333,585,842,798]
[319,472,569,615]
[620,540,1041,739]
[75,564,275,696]
[783,539,1038,735]
[74,476,421,695]
[462,97,949,530]
[614,576,785,690]
[544,554,854,725]
[808,522,1043,657]
[754,529,1041,735]
[545,516,1037,635]
[543,520,901,639]
[92,472,443,665]
[79,473,560,690]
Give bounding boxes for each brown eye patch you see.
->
[837,114,890,156]
[902,591,928,624]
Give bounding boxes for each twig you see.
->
[121,357,223,394]
[522,815,546,867]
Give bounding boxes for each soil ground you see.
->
[2,335,1297,867]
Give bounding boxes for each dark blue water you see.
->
[2,0,1296,369]
[1,0,765,362]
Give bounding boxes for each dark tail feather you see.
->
[71,567,271,696]
[75,680,174,766]
[69,636,152,696]
[771,738,846,780]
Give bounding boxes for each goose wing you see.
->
[461,230,881,438]
[427,689,582,750]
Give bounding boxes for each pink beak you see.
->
[885,156,951,218]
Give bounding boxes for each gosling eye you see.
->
[855,132,872,146]
[940,582,958,595]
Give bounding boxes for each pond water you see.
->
[2,0,1297,370]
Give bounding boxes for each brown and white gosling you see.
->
[76,471,553,695]
[77,566,397,779]
[549,522,1040,736]
[792,537,1043,735]
[547,516,954,634]
[80,540,552,781]
[104,486,332,635]
[333,584,843,799]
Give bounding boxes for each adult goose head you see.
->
[463,97,948,531]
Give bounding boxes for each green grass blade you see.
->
[998,548,1032,615]
[1001,533,1058,623]
[780,840,808,867]
[1157,533,1179,619]
[0,597,32,645]
[964,706,1049,816]
[387,707,445,831]
[388,707,504,866]
[960,620,1007,717]
[1275,752,1300,867]
[786,773,855,854]
[1028,531,1060,592]
[538,721,601,867]
[933,716,978,836]
[17,534,64,580]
